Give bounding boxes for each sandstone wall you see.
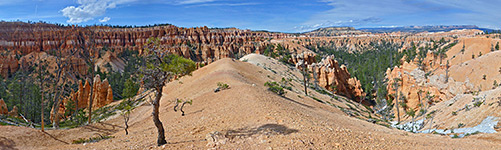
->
[0,22,294,78]
[290,52,365,103]
[0,98,7,115]
[386,61,474,120]
[50,74,114,122]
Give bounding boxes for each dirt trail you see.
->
[1,56,500,149]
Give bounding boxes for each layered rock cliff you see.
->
[385,61,474,120]
[290,52,365,103]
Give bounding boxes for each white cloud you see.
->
[99,16,110,22]
[61,0,135,23]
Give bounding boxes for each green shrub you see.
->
[216,82,230,91]
[473,101,483,107]
[72,135,114,144]
[264,81,285,96]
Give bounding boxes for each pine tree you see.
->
[140,37,196,146]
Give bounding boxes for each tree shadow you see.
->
[167,139,206,145]
[184,109,204,116]
[81,123,118,135]
[0,137,17,150]
[41,131,69,144]
[96,122,123,130]
[282,96,314,109]
[224,124,298,140]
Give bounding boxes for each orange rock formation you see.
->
[50,74,114,122]
[290,52,365,103]
[0,98,8,115]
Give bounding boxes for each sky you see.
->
[1,0,500,33]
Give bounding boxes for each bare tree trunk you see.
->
[153,88,167,146]
[302,63,308,96]
[51,83,66,129]
[124,113,129,135]
[41,84,45,132]
[417,92,422,107]
[50,57,67,129]
[39,64,45,132]
[88,83,94,124]
[395,86,400,123]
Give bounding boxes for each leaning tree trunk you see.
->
[153,88,167,146]
[124,113,130,135]
[41,89,45,132]
[51,85,66,129]
[88,83,94,124]
[395,86,400,123]
[302,63,308,96]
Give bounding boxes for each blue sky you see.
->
[1,0,500,32]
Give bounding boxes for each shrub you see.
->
[174,99,193,116]
[264,81,285,96]
[473,101,483,107]
[217,82,230,89]
[214,82,230,93]
[72,135,114,144]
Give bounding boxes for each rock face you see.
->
[50,74,114,122]
[290,52,365,103]
[0,98,8,115]
[386,61,474,120]
[92,76,113,108]
[0,55,19,78]
[7,106,18,117]
[0,22,291,78]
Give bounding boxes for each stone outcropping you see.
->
[50,74,114,122]
[7,106,18,117]
[386,61,474,120]
[290,52,365,103]
[0,22,293,78]
[0,55,19,78]
[0,98,8,115]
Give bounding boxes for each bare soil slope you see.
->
[1,56,500,149]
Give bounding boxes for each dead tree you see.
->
[392,77,402,123]
[445,60,450,83]
[76,28,98,125]
[302,60,309,96]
